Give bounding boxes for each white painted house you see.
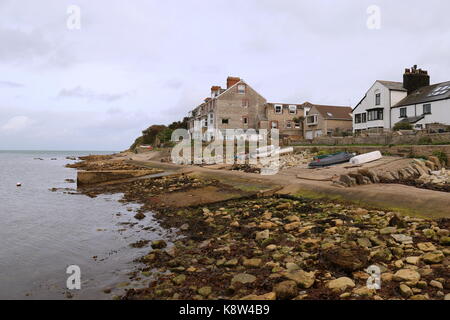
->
[353,65,450,133]
[352,80,407,133]
[391,81,450,130]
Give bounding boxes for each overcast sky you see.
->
[1,0,449,150]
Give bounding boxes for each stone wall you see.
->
[300,132,450,146]
[293,145,450,166]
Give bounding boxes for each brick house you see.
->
[303,103,353,140]
[187,76,305,141]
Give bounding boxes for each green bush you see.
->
[393,122,413,131]
[418,136,433,145]
[432,151,448,165]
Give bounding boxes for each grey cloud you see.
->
[58,86,131,102]
[0,80,24,88]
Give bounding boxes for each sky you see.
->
[1,0,450,151]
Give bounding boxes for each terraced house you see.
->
[187,76,306,141]
[353,65,450,133]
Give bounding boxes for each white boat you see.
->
[349,151,382,165]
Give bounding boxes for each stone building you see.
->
[303,103,353,140]
[187,76,305,141]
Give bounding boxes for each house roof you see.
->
[304,103,352,121]
[398,115,425,124]
[393,81,450,108]
[378,80,407,92]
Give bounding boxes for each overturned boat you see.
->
[308,152,355,168]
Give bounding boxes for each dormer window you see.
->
[289,105,297,114]
[237,84,246,94]
[275,105,282,114]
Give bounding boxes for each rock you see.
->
[180,223,190,231]
[428,156,442,169]
[394,260,404,269]
[399,284,413,298]
[266,244,277,251]
[371,248,393,262]
[198,286,212,297]
[243,258,262,268]
[241,292,276,300]
[224,259,238,267]
[357,238,372,248]
[327,277,355,292]
[417,242,437,252]
[231,273,257,285]
[284,270,315,289]
[354,208,369,215]
[273,280,298,300]
[339,175,356,187]
[151,240,167,249]
[391,234,413,244]
[284,222,300,232]
[358,168,379,183]
[445,293,450,301]
[405,257,421,265]
[440,236,450,246]
[430,280,443,289]
[172,274,186,285]
[134,213,146,220]
[352,287,375,298]
[423,229,436,239]
[285,263,300,272]
[322,247,369,272]
[256,230,270,241]
[410,294,430,300]
[393,269,421,283]
[422,251,445,264]
[380,227,397,235]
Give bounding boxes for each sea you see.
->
[0,150,172,300]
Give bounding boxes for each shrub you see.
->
[418,136,433,145]
[393,122,413,131]
[432,151,448,165]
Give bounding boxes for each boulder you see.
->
[322,247,369,272]
[273,280,298,300]
[231,273,257,285]
[422,251,445,264]
[417,242,437,252]
[327,277,355,292]
[284,270,316,289]
[393,269,421,283]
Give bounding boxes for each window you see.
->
[400,108,407,118]
[306,115,318,125]
[367,109,383,121]
[274,105,282,114]
[294,121,301,129]
[355,114,362,124]
[203,118,208,127]
[289,105,297,115]
[221,118,229,124]
[286,121,292,129]
[361,113,367,123]
[427,85,450,97]
[271,121,278,129]
[237,84,246,94]
[375,93,381,106]
[423,104,431,115]
[242,99,249,108]
[243,117,248,125]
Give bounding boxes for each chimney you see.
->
[227,76,241,89]
[211,86,221,98]
[403,65,430,94]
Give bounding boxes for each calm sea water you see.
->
[0,150,172,300]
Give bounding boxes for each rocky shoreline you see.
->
[71,155,449,300]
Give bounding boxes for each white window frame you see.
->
[274,104,283,114]
[237,84,246,94]
[289,105,297,115]
[306,114,318,125]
